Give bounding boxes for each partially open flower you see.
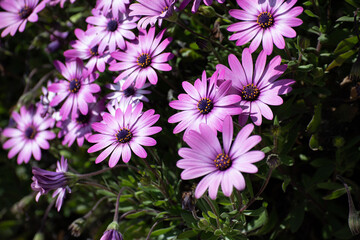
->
[31,157,72,211]
[101,221,123,240]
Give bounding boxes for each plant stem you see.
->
[83,197,106,219]
[204,196,220,228]
[77,164,140,179]
[77,181,117,195]
[114,188,126,222]
[39,200,55,232]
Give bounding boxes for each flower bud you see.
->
[198,6,217,18]
[266,154,280,169]
[101,221,123,240]
[68,218,85,237]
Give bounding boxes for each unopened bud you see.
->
[266,154,280,169]
[198,6,216,18]
[182,191,195,211]
[68,218,85,237]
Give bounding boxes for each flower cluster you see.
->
[0,0,303,226]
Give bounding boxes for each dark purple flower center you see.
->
[214,153,231,171]
[107,20,118,32]
[89,45,99,56]
[25,126,37,139]
[18,6,33,19]
[116,128,133,143]
[69,79,81,93]
[137,53,151,68]
[123,86,135,97]
[197,98,213,114]
[241,84,260,101]
[257,11,274,28]
[76,113,90,124]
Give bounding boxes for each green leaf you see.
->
[309,134,321,151]
[326,49,357,71]
[177,230,198,239]
[345,0,360,7]
[307,104,322,134]
[333,36,359,55]
[304,9,319,18]
[150,225,176,236]
[323,187,350,200]
[207,211,218,219]
[282,177,291,192]
[289,203,305,233]
[336,16,355,22]
[125,211,146,219]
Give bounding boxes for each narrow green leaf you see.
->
[323,187,350,200]
[150,225,176,236]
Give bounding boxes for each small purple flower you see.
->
[57,101,105,147]
[88,102,162,167]
[40,80,62,122]
[0,0,47,37]
[109,27,173,90]
[96,0,130,18]
[177,115,265,199]
[2,105,55,164]
[168,70,242,135]
[48,0,76,8]
[129,0,176,29]
[31,156,71,211]
[85,9,137,53]
[179,0,225,13]
[48,59,100,120]
[64,28,113,73]
[216,48,295,126]
[227,0,303,55]
[106,79,151,110]
[100,229,123,240]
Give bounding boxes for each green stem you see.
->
[204,196,220,228]
[77,164,140,179]
[83,197,106,220]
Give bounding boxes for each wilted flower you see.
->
[227,0,303,55]
[31,157,72,211]
[177,115,265,199]
[2,105,55,164]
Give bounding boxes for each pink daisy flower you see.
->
[109,27,173,90]
[57,101,105,147]
[31,156,71,211]
[95,0,130,18]
[64,28,113,73]
[48,59,101,120]
[0,0,47,37]
[48,0,76,8]
[85,9,137,53]
[179,0,225,13]
[106,79,151,110]
[87,102,162,167]
[216,48,295,126]
[227,0,303,55]
[168,70,242,135]
[2,105,56,164]
[177,115,265,199]
[129,0,176,29]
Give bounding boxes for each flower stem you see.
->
[114,188,126,222]
[204,196,220,228]
[39,199,55,232]
[77,164,140,179]
[83,197,106,220]
[77,181,117,195]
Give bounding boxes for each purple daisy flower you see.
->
[31,156,71,211]
[129,0,176,29]
[179,0,225,13]
[96,0,130,18]
[0,0,47,37]
[100,229,123,240]
[85,9,137,53]
[109,27,173,90]
[227,0,303,55]
[2,105,55,164]
[168,70,242,135]
[57,101,105,147]
[48,0,76,8]
[87,102,161,167]
[40,80,62,122]
[216,48,295,126]
[177,115,265,199]
[106,78,151,110]
[64,28,113,73]
[48,59,100,120]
